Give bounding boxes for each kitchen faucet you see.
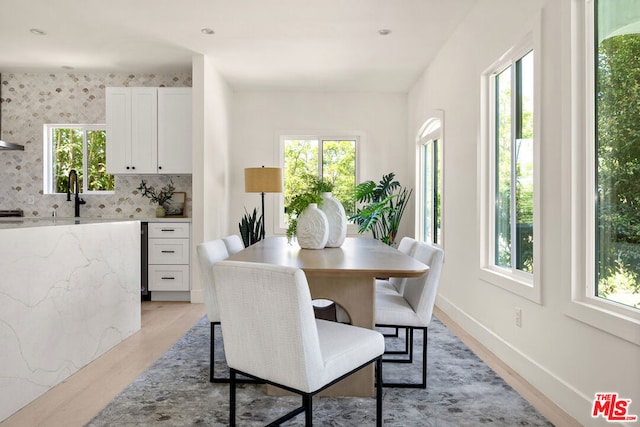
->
[67,169,86,217]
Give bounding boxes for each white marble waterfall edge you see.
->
[0,221,141,422]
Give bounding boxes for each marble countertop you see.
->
[0,216,191,230]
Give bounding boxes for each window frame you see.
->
[277,132,360,235]
[479,24,542,304]
[416,110,444,248]
[43,124,114,195]
[565,0,640,345]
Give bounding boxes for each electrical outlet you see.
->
[27,195,35,205]
[515,307,522,328]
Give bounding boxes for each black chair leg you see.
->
[382,327,414,362]
[376,357,382,427]
[408,328,414,363]
[383,327,415,358]
[210,322,217,382]
[421,328,427,388]
[381,326,428,388]
[211,322,263,384]
[229,369,236,427]
[304,395,312,426]
[231,357,380,426]
[382,327,399,338]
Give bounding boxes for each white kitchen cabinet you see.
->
[148,265,190,292]
[148,222,190,298]
[106,87,192,175]
[157,87,192,174]
[106,87,158,174]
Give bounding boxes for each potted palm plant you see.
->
[349,172,412,246]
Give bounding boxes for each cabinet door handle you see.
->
[161,228,175,232]
[161,250,175,253]
[161,277,175,280]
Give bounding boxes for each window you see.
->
[280,135,357,230]
[566,0,640,344]
[44,124,114,194]
[494,50,535,274]
[593,1,640,310]
[417,114,443,246]
[480,31,540,302]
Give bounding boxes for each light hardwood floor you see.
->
[1,302,579,427]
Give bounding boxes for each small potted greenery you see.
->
[238,207,264,247]
[137,179,175,217]
[285,175,333,241]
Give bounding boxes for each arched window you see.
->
[417,112,443,246]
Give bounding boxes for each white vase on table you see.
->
[319,192,347,247]
[296,203,329,249]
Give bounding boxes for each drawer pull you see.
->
[161,277,175,280]
[161,250,175,253]
[161,228,175,232]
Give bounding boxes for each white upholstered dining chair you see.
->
[375,236,417,296]
[332,236,419,325]
[375,241,444,388]
[212,260,385,427]
[222,234,245,255]
[196,240,229,382]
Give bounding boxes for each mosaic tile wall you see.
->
[0,72,192,218]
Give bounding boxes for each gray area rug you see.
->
[87,316,553,426]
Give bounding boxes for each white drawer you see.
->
[149,239,189,264]
[148,265,190,291]
[148,223,190,239]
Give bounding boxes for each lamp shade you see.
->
[244,167,283,193]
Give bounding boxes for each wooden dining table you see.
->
[226,236,429,397]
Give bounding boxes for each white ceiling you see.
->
[0,0,476,92]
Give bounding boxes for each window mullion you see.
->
[432,140,439,244]
[510,62,519,271]
[318,138,324,180]
[82,127,89,193]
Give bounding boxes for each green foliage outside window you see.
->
[322,140,357,216]
[494,51,534,273]
[595,31,640,308]
[53,128,83,193]
[86,130,113,191]
[284,138,356,228]
[52,127,114,193]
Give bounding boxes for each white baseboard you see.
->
[150,291,191,302]
[190,288,204,304]
[435,295,613,427]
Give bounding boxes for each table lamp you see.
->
[244,166,283,239]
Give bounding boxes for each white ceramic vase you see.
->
[320,192,347,247]
[296,203,329,249]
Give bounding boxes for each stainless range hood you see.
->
[0,140,25,151]
[0,74,24,151]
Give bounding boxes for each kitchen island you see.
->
[0,219,141,422]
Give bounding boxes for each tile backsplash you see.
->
[0,72,192,218]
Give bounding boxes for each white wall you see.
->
[229,91,410,237]
[191,54,233,303]
[408,1,639,426]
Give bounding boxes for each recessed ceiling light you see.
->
[201,28,215,35]
[378,29,392,36]
[29,28,46,36]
